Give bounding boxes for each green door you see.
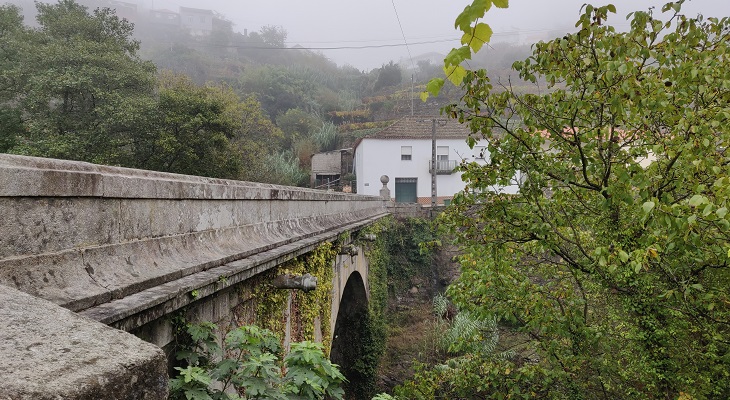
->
[395,178,417,203]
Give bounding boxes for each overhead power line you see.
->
[389,0,417,116]
[157,24,637,52]
[390,0,415,71]
[173,38,460,51]
[284,23,632,46]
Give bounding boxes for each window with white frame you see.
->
[436,146,449,161]
[401,146,412,161]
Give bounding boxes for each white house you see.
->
[179,7,214,35]
[354,117,519,205]
[150,8,180,27]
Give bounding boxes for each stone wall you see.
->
[0,154,386,325]
[311,150,343,175]
[387,202,432,218]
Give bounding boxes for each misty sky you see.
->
[14,0,730,70]
[151,0,730,70]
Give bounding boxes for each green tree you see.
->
[0,4,26,151]
[275,108,321,149]
[170,323,346,400]
[259,25,287,48]
[434,2,730,398]
[234,94,287,182]
[238,66,317,119]
[373,61,402,92]
[10,0,156,164]
[134,72,243,178]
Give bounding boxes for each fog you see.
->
[8,0,730,71]
[154,0,730,70]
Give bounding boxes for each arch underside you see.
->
[330,271,370,397]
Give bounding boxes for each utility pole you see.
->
[430,118,437,208]
[421,118,446,211]
[424,118,447,212]
[410,74,414,116]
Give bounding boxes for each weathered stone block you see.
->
[0,284,168,400]
[0,198,120,258]
[0,251,110,311]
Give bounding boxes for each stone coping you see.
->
[0,154,381,201]
[1,209,387,312]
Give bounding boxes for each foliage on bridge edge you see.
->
[254,242,337,353]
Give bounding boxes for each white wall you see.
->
[355,138,521,199]
[355,138,506,198]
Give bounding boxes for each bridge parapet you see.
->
[0,154,387,330]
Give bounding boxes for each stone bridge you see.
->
[0,154,389,399]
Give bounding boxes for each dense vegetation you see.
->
[169,323,345,400]
[363,217,438,398]
[393,1,730,398]
[1,1,284,181]
[0,1,407,184]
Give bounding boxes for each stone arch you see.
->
[329,271,370,395]
[329,244,370,337]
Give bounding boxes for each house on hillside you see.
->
[179,7,214,35]
[353,117,519,205]
[310,149,354,191]
[108,0,138,22]
[150,8,180,26]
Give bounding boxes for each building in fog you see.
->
[71,0,229,36]
[108,0,138,22]
[354,117,519,205]
[179,6,214,36]
[149,8,179,26]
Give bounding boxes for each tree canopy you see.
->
[2,0,156,164]
[409,1,730,398]
[0,0,289,181]
[132,72,244,178]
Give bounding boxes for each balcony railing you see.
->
[428,160,457,174]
